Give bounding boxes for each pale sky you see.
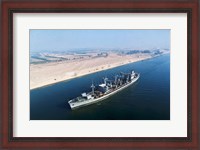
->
[30,29,170,52]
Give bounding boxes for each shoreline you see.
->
[30,57,148,90]
[30,53,168,90]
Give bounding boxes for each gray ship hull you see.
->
[68,74,140,109]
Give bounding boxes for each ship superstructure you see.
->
[68,71,140,109]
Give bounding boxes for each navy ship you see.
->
[68,71,140,109]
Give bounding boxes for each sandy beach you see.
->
[30,53,153,89]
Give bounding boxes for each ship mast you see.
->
[91,82,95,95]
[114,75,118,84]
[103,77,108,85]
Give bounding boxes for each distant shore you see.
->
[30,53,167,90]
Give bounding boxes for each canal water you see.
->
[30,54,170,120]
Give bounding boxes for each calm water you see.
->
[30,54,170,120]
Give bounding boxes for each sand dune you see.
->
[30,53,152,89]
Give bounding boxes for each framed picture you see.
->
[1,0,199,149]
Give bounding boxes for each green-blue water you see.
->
[30,54,170,120]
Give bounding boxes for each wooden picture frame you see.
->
[1,0,199,149]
